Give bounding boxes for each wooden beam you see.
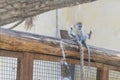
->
[0,28,120,67]
[0,49,23,58]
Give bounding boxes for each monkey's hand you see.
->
[68,26,79,42]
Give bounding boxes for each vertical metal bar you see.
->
[56,9,60,38]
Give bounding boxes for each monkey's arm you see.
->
[68,27,79,41]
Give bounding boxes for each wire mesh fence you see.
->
[0,54,119,80]
[109,70,120,80]
[33,59,97,80]
[33,60,61,80]
[0,56,18,80]
[74,65,97,80]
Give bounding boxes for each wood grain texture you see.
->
[0,0,96,26]
[0,28,120,67]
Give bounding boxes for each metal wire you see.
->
[109,70,120,80]
[0,56,18,80]
[33,60,61,80]
[74,65,97,80]
[33,58,97,80]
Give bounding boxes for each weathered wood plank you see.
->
[0,0,97,26]
[0,49,23,58]
[0,28,120,67]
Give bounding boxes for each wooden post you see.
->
[97,65,109,80]
[18,53,34,80]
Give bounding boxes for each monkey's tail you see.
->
[86,45,91,80]
[82,43,91,80]
[77,41,85,80]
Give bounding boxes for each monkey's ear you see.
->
[89,30,92,39]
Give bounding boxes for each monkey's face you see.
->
[75,23,82,30]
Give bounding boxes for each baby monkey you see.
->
[68,22,92,45]
[68,22,92,80]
